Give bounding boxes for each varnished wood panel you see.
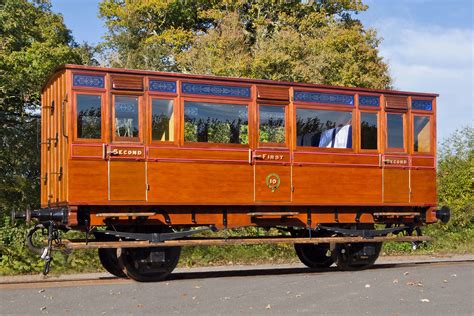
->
[71,144,103,159]
[294,152,378,165]
[110,161,146,201]
[383,168,409,203]
[257,85,290,101]
[147,162,253,203]
[411,169,436,204]
[412,156,435,167]
[148,147,248,162]
[292,166,382,204]
[385,95,408,110]
[69,160,108,202]
[254,165,291,202]
[111,75,144,91]
[41,70,68,207]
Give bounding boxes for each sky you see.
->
[50,0,473,141]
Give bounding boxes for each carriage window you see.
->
[259,105,286,144]
[360,112,378,150]
[114,96,139,139]
[387,113,404,149]
[184,101,248,144]
[296,108,352,148]
[414,116,431,152]
[76,94,101,139]
[152,99,174,141]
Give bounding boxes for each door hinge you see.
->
[42,172,48,184]
[50,166,63,181]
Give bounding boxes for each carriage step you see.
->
[95,212,156,217]
[247,212,298,217]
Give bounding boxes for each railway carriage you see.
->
[15,64,450,281]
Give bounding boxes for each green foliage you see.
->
[436,126,473,231]
[98,0,391,89]
[0,0,97,217]
[0,0,97,275]
[0,217,102,275]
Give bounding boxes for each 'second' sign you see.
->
[109,147,145,158]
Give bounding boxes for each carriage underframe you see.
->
[16,204,450,282]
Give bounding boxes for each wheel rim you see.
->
[98,248,126,278]
[95,228,127,278]
[120,246,181,282]
[295,243,333,268]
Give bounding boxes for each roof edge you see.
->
[42,64,439,97]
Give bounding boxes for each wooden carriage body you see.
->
[41,64,438,229]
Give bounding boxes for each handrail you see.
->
[61,93,68,140]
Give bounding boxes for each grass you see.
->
[2,225,472,276]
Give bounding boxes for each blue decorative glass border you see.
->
[412,99,432,111]
[182,82,250,98]
[294,91,354,106]
[359,95,380,107]
[73,74,105,88]
[149,80,177,93]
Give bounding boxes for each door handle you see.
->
[253,154,264,160]
[103,144,118,159]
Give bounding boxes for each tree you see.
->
[437,126,473,231]
[0,0,99,274]
[0,0,96,216]
[98,0,391,89]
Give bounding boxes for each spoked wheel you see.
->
[119,246,181,282]
[294,230,334,268]
[334,242,382,271]
[95,230,127,278]
[118,226,181,282]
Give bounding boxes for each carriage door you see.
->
[106,76,147,201]
[382,95,410,203]
[253,87,292,202]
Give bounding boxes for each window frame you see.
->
[385,111,407,153]
[181,96,252,148]
[358,93,381,110]
[111,93,143,144]
[257,102,289,149]
[293,104,355,152]
[412,114,433,155]
[72,90,106,143]
[359,110,380,153]
[148,96,178,146]
[411,96,434,113]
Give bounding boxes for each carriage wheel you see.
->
[294,230,334,268]
[334,242,382,271]
[294,243,334,268]
[98,248,126,278]
[95,230,127,278]
[119,246,181,282]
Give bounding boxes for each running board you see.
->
[61,235,432,250]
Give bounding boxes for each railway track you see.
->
[1,258,472,290]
